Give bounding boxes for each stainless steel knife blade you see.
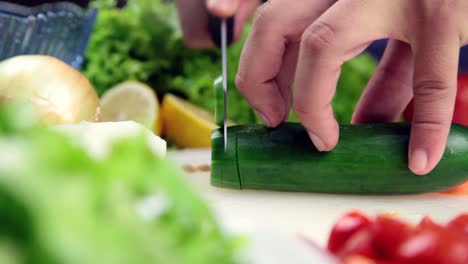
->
[221,19,228,151]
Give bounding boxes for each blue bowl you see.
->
[0,1,97,69]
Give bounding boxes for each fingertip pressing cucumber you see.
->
[211,122,468,194]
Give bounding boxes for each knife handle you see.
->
[207,0,268,48]
[208,14,235,48]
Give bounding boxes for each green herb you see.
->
[84,0,377,124]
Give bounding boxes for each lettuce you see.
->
[0,104,242,264]
[84,0,377,125]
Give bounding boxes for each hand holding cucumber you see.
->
[236,0,468,175]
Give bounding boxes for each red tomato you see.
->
[372,216,414,259]
[395,228,468,264]
[418,216,443,231]
[403,99,414,121]
[343,254,376,264]
[337,228,377,260]
[447,214,468,237]
[403,74,468,125]
[327,211,373,254]
[343,255,402,264]
[326,212,468,264]
[453,74,468,125]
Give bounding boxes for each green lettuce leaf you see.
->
[0,104,243,264]
[84,0,377,125]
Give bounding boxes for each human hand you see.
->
[236,0,468,175]
[174,0,261,48]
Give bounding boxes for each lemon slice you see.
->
[99,81,161,134]
[161,94,220,148]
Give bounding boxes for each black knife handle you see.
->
[208,14,235,48]
[208,0,268,48]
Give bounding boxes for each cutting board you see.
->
[168,149,468,247]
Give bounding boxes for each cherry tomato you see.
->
[453,74,468,125]
[403,74,468,125]
[326,212,468,264]
[418,216,443,231]
[337,228,377,260]
[447,214,468,237]
[372,216,414,259]
[395,228,468,264]
[343,254,376,264]
[327,211,373,254]
[343,255,402,264]
[403,99,414,121]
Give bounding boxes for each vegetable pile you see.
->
[327,211,468,264]
[0,103,241,264]
[84,0,377,125]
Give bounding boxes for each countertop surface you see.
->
[168,149,468,247]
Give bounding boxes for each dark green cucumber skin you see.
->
[211,122,468,194]
[211,128,240,188]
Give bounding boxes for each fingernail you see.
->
[207,0,218,7]
[410,149,428,173]
[207,0,236,13]
[256,111,272,127]
[309,133,326,152]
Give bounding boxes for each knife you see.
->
[208,14,234,151]
[208,1,268,151]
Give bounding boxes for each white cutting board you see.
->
[168,149,468,247]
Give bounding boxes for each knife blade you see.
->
[208,14,234,151]
[221,20,228,151]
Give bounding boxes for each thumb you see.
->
[206,0,240,17]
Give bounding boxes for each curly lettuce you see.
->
[84,0,377,124]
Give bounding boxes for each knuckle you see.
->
[252,0,274,28]
[413,80,452,102]
[293,102,312,120]
[301,21,337,52]
[415,0,455,17]
[413,0,459,29]
[293,102,331,123]
[412,119,449,135]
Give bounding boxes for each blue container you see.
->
[0,1,97,69]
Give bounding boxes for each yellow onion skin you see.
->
[0,55,100,125]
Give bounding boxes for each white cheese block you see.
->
[53,121,167,159]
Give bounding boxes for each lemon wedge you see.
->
[161,94,220,148]
[99,81,161,134]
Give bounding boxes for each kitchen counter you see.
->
[168,149,468,247]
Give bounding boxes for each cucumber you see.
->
[210,122,468,194]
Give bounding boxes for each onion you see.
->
[0,55,100,125]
